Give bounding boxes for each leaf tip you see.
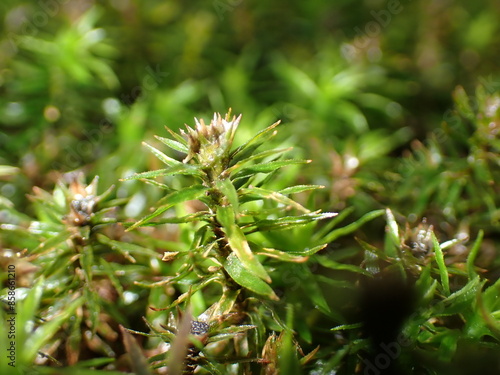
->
[270,290,280,301]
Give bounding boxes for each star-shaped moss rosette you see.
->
[123,111,336,299]
[181,112,240,168]
[12,173,161,367]
[28,173,116,231]
[26,172,162,271]
[65,174,102,226]
[26,175,105,252]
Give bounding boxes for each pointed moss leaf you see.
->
[240,207,296,217]
[438,331,460,362]
[321,209,384,244]
[123,327,156,338]
[141,317,175,342]
[40,251,74,278]
[120,326,153,375]
[121,164,202,181]
[415,265,437,304]
[255,246,309,263]
[278,316,301,375]
[482,277,500,314]
[331,323,363,331]
[239,187,311,213]
[233,159,310,180]
[300,345,320,365]
[23,296,85,364]
[66,312,82,364]
[167,275,221,309]
[129,212,211,226]
[237,243,325,269]
[242,147,292,164]
[296,264,331,314]
[213,325,257,336]
[127,185,209,231]
[313,206,355,241]
[206,333,245,344]
[32,230,72,254]
[142,142,182,166]
[216,290,241,315]
[73,358,116,368]
[289,244,328,256]
[215,178,239,213]
[434,276,484,316]
[467,230,484,280]
[247,212,337,232]
[100,258,125,297]
[316,256,372,277]
[228,147,292,173]
[224,253,278,300]
[198,361,224,375]
[199,289,240,321]
[134,264,191,288]
[17,277,44,347]
[384,208,399,257]
[207,325,257,344]
[431,232,450,296]
[217,206,270,282]
[84,286,101,334]
[154,135,188,153]
[279,185,324,195]
[239,120,281,150]
[166,125,189,145]
[97,234,161,260]
[136,178,173,191]
[231,120,281,161]
[80,245,94,282]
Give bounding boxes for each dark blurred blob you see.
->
[359,271,416,375]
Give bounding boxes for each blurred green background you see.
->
[2,1,500,373]
[2,0,499,214]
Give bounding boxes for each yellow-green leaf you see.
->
[121,164,202,181]
[154,135,188,153]
[215,178,239,213]
[233,160,311,180]
[432,231,450,296]
[127,185,208,231]
[120,325,153,375]
[224,253,278,300]
[142,142,182,166]
[217,206,270,282]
